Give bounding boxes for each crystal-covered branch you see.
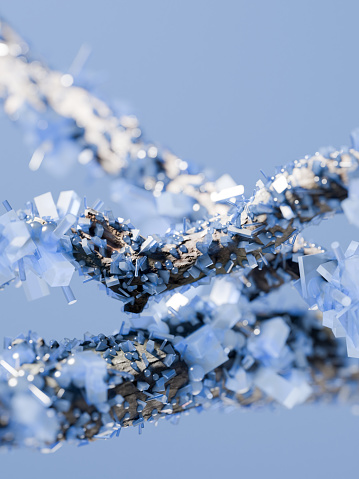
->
[0,143,356,313]
[0,18,236,223]
[1,302,358,451]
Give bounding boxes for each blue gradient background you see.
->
[0,1,358,478]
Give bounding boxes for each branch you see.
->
[1,306,357,451]
[0,19,233,220]
[0,144,355,313]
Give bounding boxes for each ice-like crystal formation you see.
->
[297,240,359,358]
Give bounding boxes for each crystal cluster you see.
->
[297,240,359,358]
[0,192,79,304]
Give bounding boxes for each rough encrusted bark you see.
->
[62,335,190,439]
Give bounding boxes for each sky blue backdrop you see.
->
[0,1,358,478]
